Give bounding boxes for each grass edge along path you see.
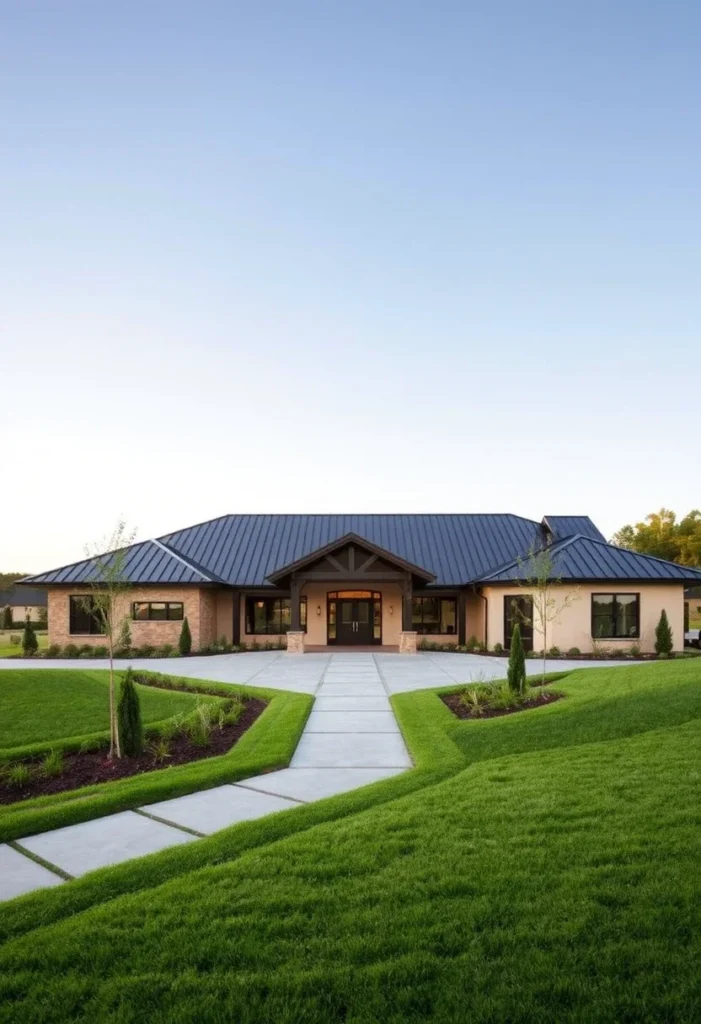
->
[0,671,312,844]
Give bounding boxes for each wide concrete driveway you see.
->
[0,649,641,694]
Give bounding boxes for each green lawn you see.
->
[0,669,208,753]
[0,630,48,658]
[0,661,700,1022]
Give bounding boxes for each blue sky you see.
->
[2,1,698,571]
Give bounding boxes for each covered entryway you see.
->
[329,590,382,645]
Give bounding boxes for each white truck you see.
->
[685,627,701,649]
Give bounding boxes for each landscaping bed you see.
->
[0,696,266,805]
[441,689,562,720]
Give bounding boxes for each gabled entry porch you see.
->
[264,532,456,653]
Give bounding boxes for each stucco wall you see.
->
[483,582,685,653]
[47,586,215,650]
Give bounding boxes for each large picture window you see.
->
[245,596,307,634]
[591,593,640,639]
[69,595,105,635]
[411,596,457,635]
[132,602,184,622]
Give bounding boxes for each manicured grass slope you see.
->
[0,671,312,842]
[0,669,209,752]
[1,661,700,1023]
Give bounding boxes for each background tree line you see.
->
[612,509,701,568]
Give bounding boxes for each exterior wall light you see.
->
[316,605,321,616]
[389,605,394,616]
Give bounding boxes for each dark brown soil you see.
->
[441,690,563,720]
[0,697,267,806]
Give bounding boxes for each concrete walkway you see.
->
[0,650,640,693]
[1,653,410,902]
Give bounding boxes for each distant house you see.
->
[0,585,48,627]
[21,513,701,654]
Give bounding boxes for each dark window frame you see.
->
[132,601,184,622]
[244,596,307,635]
[69,595,106,636]
[591,592,640,640]
[411,596,458,635]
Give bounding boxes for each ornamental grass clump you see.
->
[41,749,64,778]
[117,668,144,757]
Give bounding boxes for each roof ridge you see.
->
[151,539,214,583]
[584,536,701,575]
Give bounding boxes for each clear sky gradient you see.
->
[2,1,698,571]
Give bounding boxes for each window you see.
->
[591,593,640,639]
[411,596,457,635]
[69,595,105,635]
[132,602,184,621]
[245,596,307,634]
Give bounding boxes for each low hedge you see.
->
[0,671,312,843]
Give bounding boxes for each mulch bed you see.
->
[441,690,563,720]
[0,696,267,806]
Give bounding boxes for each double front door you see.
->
[336,599,374,645]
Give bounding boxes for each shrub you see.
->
[118,668,144,757]
[493,642,504,655]
[178,617,192,656]
[22,619,38,656]
[92,645,109,658]
[548,646,561,658]
[238,641,247,652]
[250,639,260,651]
[629,643,641,658]
[466,635,478,652]
[46,643,61,658]
[7,762,31,788]
[1,605,12,630]
[157,643,175,657]
[41,749,64,778]
[476,641,487,653]
[566,647,581,658]
[9,633,21,646]
[63,643,79,658]
[507,623,526,695]
[117,617,132,650]
[133,644,155,658]
[655,609,673,656]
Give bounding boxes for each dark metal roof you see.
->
[22,540,215,586]
[0,585,47,607]
[158,514,546,587]
[543,516,606,542]
[26,512,696,590]
[480,535,701,584]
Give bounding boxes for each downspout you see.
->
[476,587,489,650]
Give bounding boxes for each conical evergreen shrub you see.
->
[2,605,12,630]
[179,616,192,655]
[22,618,38,656]
[117,668,144,757]
[654,609,673,656]
[507,622,526,695]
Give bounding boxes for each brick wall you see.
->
[47,586,216,650]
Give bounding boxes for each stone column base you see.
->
[286,630,305,655]
[398,631,418,655]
